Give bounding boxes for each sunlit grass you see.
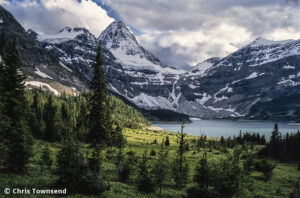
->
[1,128,299,198]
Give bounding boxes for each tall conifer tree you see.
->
[172,122,189,187]
[44,95,58,142]
[0,58,10,169]
[88,44,112,146]
[1,40,33,173]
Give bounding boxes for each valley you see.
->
[1,3,300,198]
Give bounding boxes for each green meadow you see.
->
[1,128,299,198]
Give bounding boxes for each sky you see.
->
[1,0,300,69]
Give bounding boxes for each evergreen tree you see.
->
[269,123,282,159]
[29,91,45,139]
[172,122,189,187]
[212,153,242,198]
[152,141,169,197]
[55,135,89,193]
[165,136,170,146]
[76,99,89,141]
[194,151,210,189]
[39,144,52,172]
[1,40,33,173]
[88,144,108,193]
[254,160,276,180]
[137,151,155,193]
[126,150,137,176]
[0,58,9,170]
[87,44,112,146]
[60,102,71,140]
[112,124,126,149]
[44,95,59,142]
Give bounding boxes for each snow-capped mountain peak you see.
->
[247,37,294,47]
[99,21,184,74]
[99,21,137,47]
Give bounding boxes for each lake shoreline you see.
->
[154,119,300,140]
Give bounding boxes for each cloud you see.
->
[103,0,300,67]
[1,0,114,36]
[285,0,299,5]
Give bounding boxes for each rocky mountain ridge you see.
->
[1,5,300,120]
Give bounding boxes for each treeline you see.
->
[188,131,266,154]
[109,94,150,128]
[140,108,191,123]
[260,123,300,162]
[25,90,149,141]
[220,131,266,148]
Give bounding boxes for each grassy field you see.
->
[1,128,299,198]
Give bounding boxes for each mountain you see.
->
[99,21,182,74]
[29,20,300,120]
[0,5,86,91]
[1,5,300,120]
[181,37,300,119]
[39,21,190,111]
[36,26,100,84]
[189,57,221,76]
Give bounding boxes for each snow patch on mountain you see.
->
[38,26,84,44]
[60,62,72,72]
[129,93,174,110]
[283,65,295,70]
[189,57,221,76]
[247,37,294,47]
[25,81,59,96]
[245,72,258,79]
[34,68,53,79]
[99,21,184,74]
[196,93,212,105]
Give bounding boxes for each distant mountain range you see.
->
[1,5,299,121]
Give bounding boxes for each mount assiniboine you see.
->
[1,5,300,120]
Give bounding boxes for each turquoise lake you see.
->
[155,119,300,139]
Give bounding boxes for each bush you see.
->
[136,152,155,193]
[118,162,131,182]
[255,160,276,180]
[150,150,156,156]
[165,136,170,146]
[186,186,217,198]
[243,157,255,174]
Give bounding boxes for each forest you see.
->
[0,41,300,198]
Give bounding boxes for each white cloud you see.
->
[104,0,300,67]
[1,0,114,36]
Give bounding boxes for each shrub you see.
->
[186,187,217,198]
[150,150,156,156]
[255,160,276,180]
[118,162,131,182]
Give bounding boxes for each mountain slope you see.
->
[0,5,86,90]
[38,19,300,120]
[2,4,299,120]
[180,37,300,119]
[99,21,182,74]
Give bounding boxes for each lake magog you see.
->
[155,119,300,139]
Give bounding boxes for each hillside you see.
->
[25,90,150,131]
